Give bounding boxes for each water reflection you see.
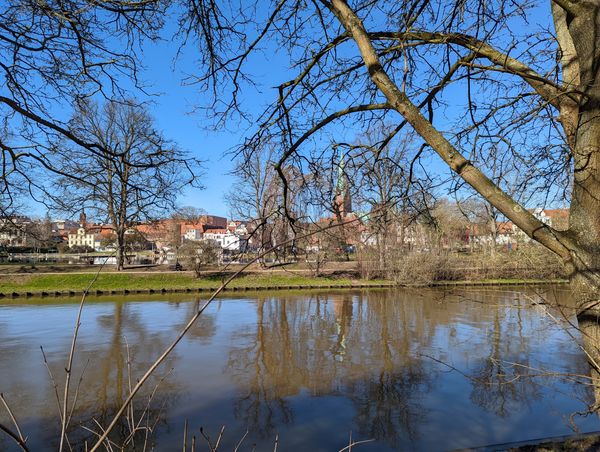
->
[0,287,598,451]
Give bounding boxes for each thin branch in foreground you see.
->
[59,255,113,452]
[0,393,29,452]
[233,429,249,451]
[338,437,375,452]
[0,422,29,452]
[40,346,63,421]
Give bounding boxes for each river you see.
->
[0,286,598,451]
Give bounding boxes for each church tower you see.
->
[334,148,353,218]
[79,210,87,228]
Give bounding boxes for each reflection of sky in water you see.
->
[0,287,597,451]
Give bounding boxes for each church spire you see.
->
[334,148,352,217]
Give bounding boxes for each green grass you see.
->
[0,272,390,293]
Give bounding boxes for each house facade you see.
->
[68,227,98,249]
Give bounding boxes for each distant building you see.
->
[494,208,569,248]
[68,226,97,249]
[334,149,353,218]
[136,220,181,249]
[135,214,232,252]
[52,219,79,231]
[203,229,245,251]
[0,216,30,247]
[228,220,248,235]
[199,215,228,229]
[183,228,203,241]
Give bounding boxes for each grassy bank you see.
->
[0,271,569,297]
[0,272,391,295]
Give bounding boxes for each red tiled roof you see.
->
[204,229,228,234]
[497,222,514,234]
[544,209,569,219]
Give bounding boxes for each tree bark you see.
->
[116,229,126,271]
[562,0,600,408]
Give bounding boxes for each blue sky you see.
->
[29,0,560,221]
[131,0,559,220]
[126,16,296,219]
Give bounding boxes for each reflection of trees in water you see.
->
[170,299,217,343]
[226,290,438,446]
[0,297,218,450]
[353,292,433,442]
[68,299,215,448]
[469,302,542,417]
[225,288,599,448]
[465,291,595,419]
[227,298,294,438]
[343,291,431,447]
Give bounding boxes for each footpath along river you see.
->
[0,286,598,451]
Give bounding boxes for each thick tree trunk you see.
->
[116,231,126,271]
[564,1,600,409]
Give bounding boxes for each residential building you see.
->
[0,216,30,247]
[203,229,245,251]
[68,226,98,249]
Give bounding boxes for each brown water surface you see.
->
[0,286,597,451]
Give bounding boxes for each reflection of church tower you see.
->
[331,294,354,361]
[334,148,353,218]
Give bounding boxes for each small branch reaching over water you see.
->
[338,435,375,452]
[0,422,29,452]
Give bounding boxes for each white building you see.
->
[184,228,203,241]
[228,221,248,235]
[68,227,97,249]
[203,230,244,251]
[0,218,29,246]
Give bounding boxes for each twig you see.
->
[200,427,214,451]
[233,429,249,451]
[338,438,375,451]
[65,358,91,436]
[40,346,63,418]
[183,419,188,452]
[0,393,26,444]
[0,393,28,452]
[214,426,225,450]
[0,422,29,452]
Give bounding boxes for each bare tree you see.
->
[178,239,221,275]
[353,128,433,270]
[50,99,202,270]
[227,145,279,260]
[227,145,303,263]
[172,206,207,223]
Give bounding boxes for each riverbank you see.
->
[0,270,569,298]
[0,272,394,298]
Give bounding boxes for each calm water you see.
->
[0,287,598,451]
